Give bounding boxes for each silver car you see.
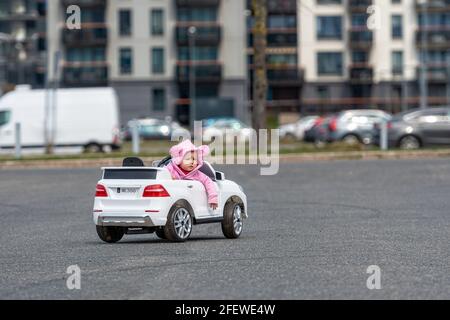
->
[328,109,391,145]
[279,116,319,141]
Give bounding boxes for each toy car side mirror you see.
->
[215,171,225,181]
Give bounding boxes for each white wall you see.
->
[299,0,347,82]
[107,0,176,81]
[220,0,247,80]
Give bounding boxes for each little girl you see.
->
[166,139,218,210]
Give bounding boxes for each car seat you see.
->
[122,157,145,167]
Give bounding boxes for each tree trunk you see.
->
[251,0,267,130]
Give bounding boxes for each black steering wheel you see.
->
[157,155,172,167]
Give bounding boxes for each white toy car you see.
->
[92,157,247,243]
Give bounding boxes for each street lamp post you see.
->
[419,0,428,109]
[188,26,196,139]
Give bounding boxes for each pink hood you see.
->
[166,140,218,204]
[168,139,209,178]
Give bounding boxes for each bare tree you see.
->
[251,0,267,130]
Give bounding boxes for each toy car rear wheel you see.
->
[164,205,193,242]
[221,202,243,239]
[96,225,125,243]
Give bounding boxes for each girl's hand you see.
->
[210,203,218,210]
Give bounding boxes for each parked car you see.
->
[375,107,450,149]
[202,118,252,142]
[201,117,239,128]
[303,116,334,144]
[327,109,391,145]
[122,118,189,140]
[93,156,248,243]
[279,116,319,141]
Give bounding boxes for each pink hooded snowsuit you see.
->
[165,140,218,205]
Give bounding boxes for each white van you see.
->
[0,86,121,153]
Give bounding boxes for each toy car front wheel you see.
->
[164,205,193,242]
[221,202,243,239]
[96,225,125,243]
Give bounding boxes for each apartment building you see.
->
[47,0,247,125]
[298,0,450,114]
[0,0,46,92]
[43,0,450,125]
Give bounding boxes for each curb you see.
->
[1,150,450,170]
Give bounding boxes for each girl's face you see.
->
[180,151,198,171]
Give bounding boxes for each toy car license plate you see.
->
[119,187,139,194]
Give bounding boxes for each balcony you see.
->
[349,29,373,49]
[416,0,450,12]
[62,27,108,47]
[349,64,373,84]
[348,0,373,12]
[416,27,450,48]
[0,10,41,21]
[266,67,303,86]
[417,64,450,83]
[175,25,221,45]
[176,62,222,82]
[62,65,108,87]
[61,0,106,8]
[266,0,297,14]
[175,0,220,7]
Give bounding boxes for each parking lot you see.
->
[0,158,449,299]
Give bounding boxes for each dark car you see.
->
[303,115,334,144]
[376,107,450,149]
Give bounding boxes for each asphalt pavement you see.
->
[0,158,449,299]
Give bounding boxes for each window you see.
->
[119,9,132,36]
[267,54,297,66]
[317,86,329,99]
[67,48,105,62]
[178,46,218,61]
[80,8,105,23]
[119,48,132,74]
[352,51,368,63]
[317,0,341,4]
[317,16,342,39]
[103,169,157,180]
[268,15,296,28]
[351,13,367,27]
[391,15,403,39]
[152,89,166,111]
[392,51,403,75]
[0,110,10,126]
[317,52,343,75]
[152,47,164,74]
[177,8,217,22]
[151,9,164,35]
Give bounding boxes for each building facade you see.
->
[0,0,46,93]
[47,0,247,125]
[298,0,450,115]
[16,0,450,125]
